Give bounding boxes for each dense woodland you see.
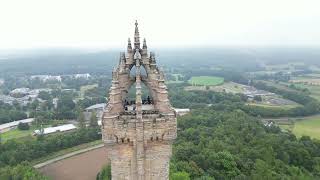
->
[170,108,320,179]
[0,102,27,124]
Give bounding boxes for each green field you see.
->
[293,117,320,139]
[1,128,35,142]
[1,123,56,142]
[280,115,320,139]
[188,76,224,86]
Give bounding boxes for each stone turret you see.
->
[102,21,177,180]
[143,38,147,49]
[127,38,133,53]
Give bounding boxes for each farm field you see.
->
[293,117,320,139]
[188,76,224,86]
[279,115,320,139]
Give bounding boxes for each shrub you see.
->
[17,122,30,130]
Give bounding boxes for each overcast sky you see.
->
[0,0,319,49]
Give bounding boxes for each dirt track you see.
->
[39,147,108,180]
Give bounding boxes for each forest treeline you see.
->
[170,108,320,179]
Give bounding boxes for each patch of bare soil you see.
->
[40,147,108,180]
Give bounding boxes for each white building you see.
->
[174,108,190,116]
[75,73,91,79]
[30,75,62,82]
[34,124,77,135]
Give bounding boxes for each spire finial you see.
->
[134,20,140,49]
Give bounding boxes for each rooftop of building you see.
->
[85,103,107,111]
[34,124,77,135]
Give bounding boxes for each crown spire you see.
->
[134,20,140,49]
[143,38,147,49]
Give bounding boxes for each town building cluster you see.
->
[0,88,51,106]
[30,73,91,82]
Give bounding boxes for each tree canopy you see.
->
[170,108,320,179]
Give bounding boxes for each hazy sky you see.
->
[0,0,319,49]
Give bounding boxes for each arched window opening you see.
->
[124,82,154,111]
[130,65,147,78]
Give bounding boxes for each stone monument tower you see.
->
[102,21,177,180]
